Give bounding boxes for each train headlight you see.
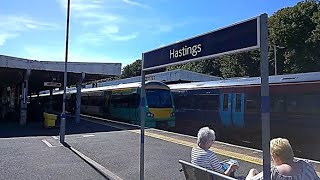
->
[170,112,175,117]
[146,112,154,117]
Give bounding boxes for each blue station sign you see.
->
[143,16,261,70]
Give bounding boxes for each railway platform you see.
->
[0,116,319,180]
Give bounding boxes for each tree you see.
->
[121,59,166,79]
[167,58,221,77]
[269,0,320,74]
[121,59,142,78]
[218,51,260,78]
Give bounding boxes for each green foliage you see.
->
[218,51,261,78]
[269,0,320,74]
[121,59,142,78]
[167,58,221,76]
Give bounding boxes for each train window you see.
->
[223,94,228,111]
[128,93,140,108]
[288,94,320,114]
[246,96,260,112]
[286,96,298,112]
[88,96,104,106]
[173,95,192,109]
[235,94,242,112]
[146,89,172,108]
[270,96,286,112]
[193,94,219,110]
[110,95,129,108]
[302,95,320,114]
[81,95,89,105]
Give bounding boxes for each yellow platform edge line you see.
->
[129,130,262,165]
[129,129,320,176]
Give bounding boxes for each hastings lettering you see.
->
[169,44,202,59]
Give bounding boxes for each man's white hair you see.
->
[197,127,215,146]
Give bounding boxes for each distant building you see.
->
[94,69,222,87]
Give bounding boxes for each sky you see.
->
[0,0,302,67]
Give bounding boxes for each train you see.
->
[168,71,320,160]
[36,81,176,129]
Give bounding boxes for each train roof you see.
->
[168,71,320,90]
[36,81,168,97]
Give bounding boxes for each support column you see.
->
[75,73,85,123]
[20,69,31,125]
[49,89,53,112]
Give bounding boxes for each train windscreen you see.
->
[146,89,172,108]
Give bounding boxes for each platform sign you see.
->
[140,14,270,180]
[143,16,260,71]
[44,82,62,88]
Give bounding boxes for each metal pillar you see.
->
[20,69,30,125]
[260,14,271,180]
[75,73,84,123]
[274,45,277,75]
[49,89,53,112]
[60,0,71,143]
[140,53,146,180]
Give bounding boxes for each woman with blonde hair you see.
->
[246,138,319,180]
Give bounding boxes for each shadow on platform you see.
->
[0,117,134,138]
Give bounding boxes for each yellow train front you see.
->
[141,81,175,128]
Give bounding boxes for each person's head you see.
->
[197,127,216,150]
[270,138,294,165]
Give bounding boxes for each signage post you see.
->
[259,14,271,179]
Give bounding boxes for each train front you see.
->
[144,81,175,129]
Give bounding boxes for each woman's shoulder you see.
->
[271,164,301,179]
[271,160,319,179]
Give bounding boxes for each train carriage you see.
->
[37,81,176,129]
[169,72,320,157]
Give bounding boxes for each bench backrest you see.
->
[179,160,237,180]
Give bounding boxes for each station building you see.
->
[87,69,222,88]
[0,54,121,125]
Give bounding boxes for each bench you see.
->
[179,160,237,180]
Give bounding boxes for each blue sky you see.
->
[0,0,301,67]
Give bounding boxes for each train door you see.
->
[220,93,245,128]
[104,91,111,117]
[220,93,232,127]
[129,93,139,124]
[232,93,245,128]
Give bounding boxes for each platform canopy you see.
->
[0,55,121,93]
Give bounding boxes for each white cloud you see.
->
[57,0,123,28]
[121,0,151,9]
[79,24,137,44]
[81,13,121,26]
[101,25,119,34]
[79,33,104,45]
[57,0,103,11]
[0,15,59,46]
[0,15,59,32]
[0,33,19,46]
[106,33,138,41]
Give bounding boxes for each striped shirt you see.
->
[191,146,224,173]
